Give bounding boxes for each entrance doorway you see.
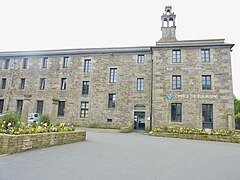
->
[202,104,213,129]
[134,112,145,130]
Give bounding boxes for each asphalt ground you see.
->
[1,128,240,180]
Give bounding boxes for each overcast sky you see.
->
[0,0,239,98]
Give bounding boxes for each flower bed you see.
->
[151,127,240,143]
[0,113,86,155]
[1,122,76,135]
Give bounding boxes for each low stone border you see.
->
[0,131,86,155]
[152,132,240,143]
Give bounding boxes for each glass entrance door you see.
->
[202,104,213,129]
[134,112,145,130]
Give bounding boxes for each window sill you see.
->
[200,89,213,91]
[172,89,183,91]
[81,94,89,96]
[170,121,184,124]
[57,116,64,119]
[170,62,182,64]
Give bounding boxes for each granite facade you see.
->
[0,6,235,130]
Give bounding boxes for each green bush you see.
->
[0,112,20,130]
[40,114,51,126]
[235,113,240,130]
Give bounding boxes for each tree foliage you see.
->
[234,96,240,115]
[234,96,240,129]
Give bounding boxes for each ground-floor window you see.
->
[0,99,4,113]
[202,104,213,129]
[171,103,182,122]
[16,100,23,113]
[80,102,89,118]
[58,101,65,117]
[36,100,44,115]
[16,100,23,118]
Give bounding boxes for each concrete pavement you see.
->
[1,128,240,180]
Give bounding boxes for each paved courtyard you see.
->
[1,128,240,180]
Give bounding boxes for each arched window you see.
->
[166,9,171,15]
[163,18,168,27]
[169,18,174,27]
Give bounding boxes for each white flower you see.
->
[7,122,11,126]
[44,123,47,126]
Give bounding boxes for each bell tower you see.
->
[158,6,177,43]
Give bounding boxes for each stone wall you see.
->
[0,131,86,155]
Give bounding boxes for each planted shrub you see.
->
[0,112,20,130]
[40,114,51,126]
[235,113,240,130]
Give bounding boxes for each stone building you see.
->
[0,6,235,130]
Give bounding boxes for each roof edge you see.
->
[155,38,234,48]
[0,46,151,57]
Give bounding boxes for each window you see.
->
[109,68,117,83]
[172,50,181,63]
[4,59,10,69]
[58,101,65,117]
[0,100,4,114]
[172,75,181,90]
[202,75,211,90]
[137,78,144,91]
[107,119,112,122]
[108,94,116,108]
[36,100,44,114]
[82,81,89,95]
[61,78,67,90]
[40,78,45,90]
[202,104,213,129]
[22,58,28,69]
[1,78,6,89]
[63,57,69,68]
[84,59,91,72]
[137,55,145,63]
[201,49,210,62]
[80,102,89,118]
[171,103,182,122]
[16,100,23,114]
[20,78,25,89]
[43,57,48,68]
